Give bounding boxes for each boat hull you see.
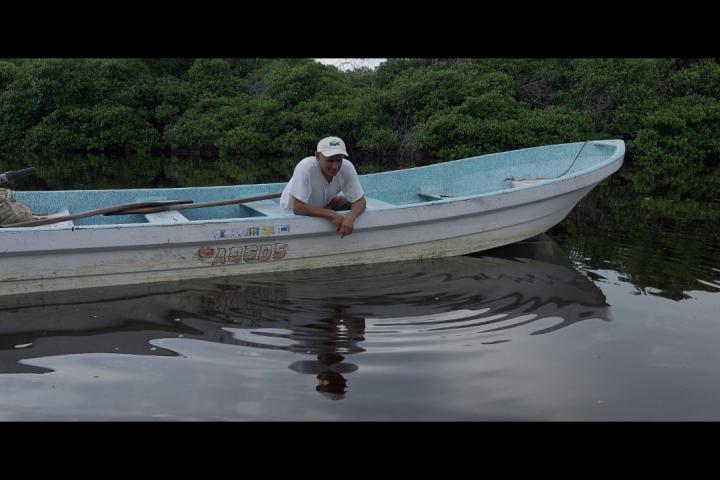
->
[0,184,593,297]
[0,140,624,297]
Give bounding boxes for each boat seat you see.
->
[30,208,74,228]
[135,196,190,224]
[505,178,549,188]
[418,190,456,201]
[365,197,394,209]
[144,210,190,224]
[244,199,288,217]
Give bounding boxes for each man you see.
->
[280,136,366,238]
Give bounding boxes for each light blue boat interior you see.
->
[11,140,622,229]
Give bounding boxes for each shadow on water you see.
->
[0,234,609,401]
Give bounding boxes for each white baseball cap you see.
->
[316,136,348,158]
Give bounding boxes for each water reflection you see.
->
[286,306,365,400]
[0,153,295,191]
[550,181,720,301]
[0,235,609,402]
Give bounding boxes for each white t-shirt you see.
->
[280,156,365,212]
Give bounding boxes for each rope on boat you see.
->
[556,140,589,178]
[504,140,590,186]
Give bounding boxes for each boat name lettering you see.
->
[197,243,288,265]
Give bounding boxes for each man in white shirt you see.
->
[280,136,366,238]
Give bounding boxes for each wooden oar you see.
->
[104,192,283,216]
[1,199,195,228]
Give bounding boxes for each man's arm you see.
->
[338,196,366,238]
[291,197,342,220]
[291,196,366,238]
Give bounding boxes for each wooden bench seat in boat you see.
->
[144,210,190,224]
[506,178,549,188]
[244,199,287,217]
[418,190,456,201]
[135,197,191,224]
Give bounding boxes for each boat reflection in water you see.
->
[0,234,609,400]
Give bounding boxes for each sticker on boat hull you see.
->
[214,225,290,240]
[196,243,288,265]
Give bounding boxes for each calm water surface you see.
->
[0,155,719,420]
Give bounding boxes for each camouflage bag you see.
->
[0,188,34,225]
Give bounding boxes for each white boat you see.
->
[0,140,624,297]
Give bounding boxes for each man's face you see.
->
[316,153,344,179]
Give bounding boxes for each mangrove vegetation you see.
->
[1,58,719,203]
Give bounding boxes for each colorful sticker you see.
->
[214,224,290,240]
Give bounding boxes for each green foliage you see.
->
[164,97,235,151]
[1,58,719,201]
[666,59,720,98]
[26,104,159,152]
[141,58,195,77]
[262,61,347,108]
[187,58,249,99]
[0,61,18,90]
[626,94,720,200]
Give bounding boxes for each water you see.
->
[1,154,719,420]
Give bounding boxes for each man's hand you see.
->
[330,212,354,238]
[293,196,365,238]
[336,215,355,238]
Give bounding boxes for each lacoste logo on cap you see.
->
[329,140,341,146]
